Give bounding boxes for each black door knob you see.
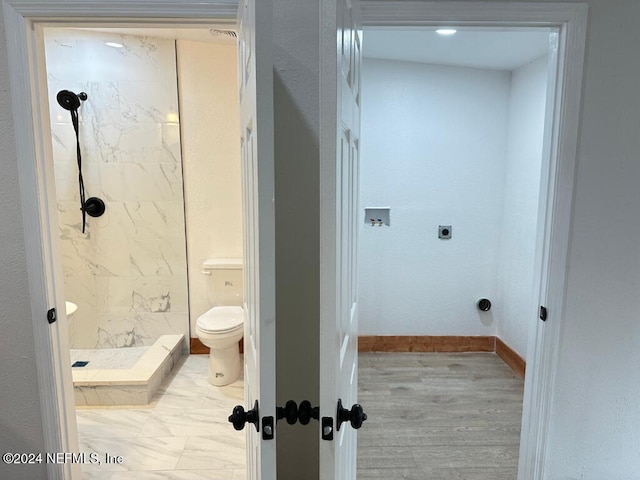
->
[276,400,299,425]
[298,400,319,425]
[336,398,367,431]
[228,400,259,432]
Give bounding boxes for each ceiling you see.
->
[363,28,550,71]
[76,27,548,71]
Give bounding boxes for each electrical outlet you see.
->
[439,225,452,239]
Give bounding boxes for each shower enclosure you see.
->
[44,27,243,404]
[46,28,190,354]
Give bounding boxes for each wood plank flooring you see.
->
[357,352,524,480]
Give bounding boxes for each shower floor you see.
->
[71,346,151,370]
[71,334,184,407]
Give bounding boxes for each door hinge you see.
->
[47,308,57,324]
[539,306,548,322]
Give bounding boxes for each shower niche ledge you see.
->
[72,334,184,406]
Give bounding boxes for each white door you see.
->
[319,0,363,478]
[237,0,276,478]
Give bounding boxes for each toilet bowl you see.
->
[196,305,244,386]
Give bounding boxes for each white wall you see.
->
[496,55,548,358]
[545,1,640,476]
[44,29,189,349]
[176,40,243,335]
[358,58,511,336]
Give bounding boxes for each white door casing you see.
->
[319,0,363,478]
[3,0,276,478]
[237,0,277,478]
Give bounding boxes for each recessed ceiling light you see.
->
[436,29,457,36]
[105,42,124,48]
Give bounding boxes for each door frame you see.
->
[357,2,587,479]
[4,0,587,477]
[2,1,237,478]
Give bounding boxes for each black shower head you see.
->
[56,90,87,111]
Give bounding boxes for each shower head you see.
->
[56,90,88,111]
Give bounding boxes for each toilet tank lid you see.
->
[202,258,243,270]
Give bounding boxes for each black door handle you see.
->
[336,398,367,431]
[298,400,319,425]
[228,400,259,432]
[276,400,299,425]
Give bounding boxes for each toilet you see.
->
[195,258,244,386]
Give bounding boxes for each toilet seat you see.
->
[197,306,244,334]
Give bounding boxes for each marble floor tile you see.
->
[138,407,239,438]
[80,436,188,473]
[175,435,246,470]
[109,470,242,479]
[76,408,152,438]
[81,472,113,480]
[76,354,245,476]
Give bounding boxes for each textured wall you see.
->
[44,29,189,349]
[358,58,511,336]
[496,55,548,358]
[544,1,640,476]
[176,40,243,333]
[0,5,47,479]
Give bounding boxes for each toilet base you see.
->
[207,344,242,386]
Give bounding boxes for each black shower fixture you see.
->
[84,197,106,218]
[56,89,105,233]
[56,90,87,111]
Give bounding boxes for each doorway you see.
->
[42,24,247,477]
[350,6,592,470]
[353,21,577,479]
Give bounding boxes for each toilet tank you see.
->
[202,258,243,307]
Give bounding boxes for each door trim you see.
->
[359,2,588,479]
[2,1,237,478]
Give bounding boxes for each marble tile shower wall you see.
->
[45,29,189,349]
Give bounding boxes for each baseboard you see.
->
[190,335,523,377]
[358,335,495,353]
[359,335,525,378]
[495,337,526,379]
[190,337,244,355]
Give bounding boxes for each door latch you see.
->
[540,305,548,321]
[321,416,334,441]
[262,416,274,440]
[47,308,57,324]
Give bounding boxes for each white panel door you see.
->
[237,0,276,478]
[319,0,363,478]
